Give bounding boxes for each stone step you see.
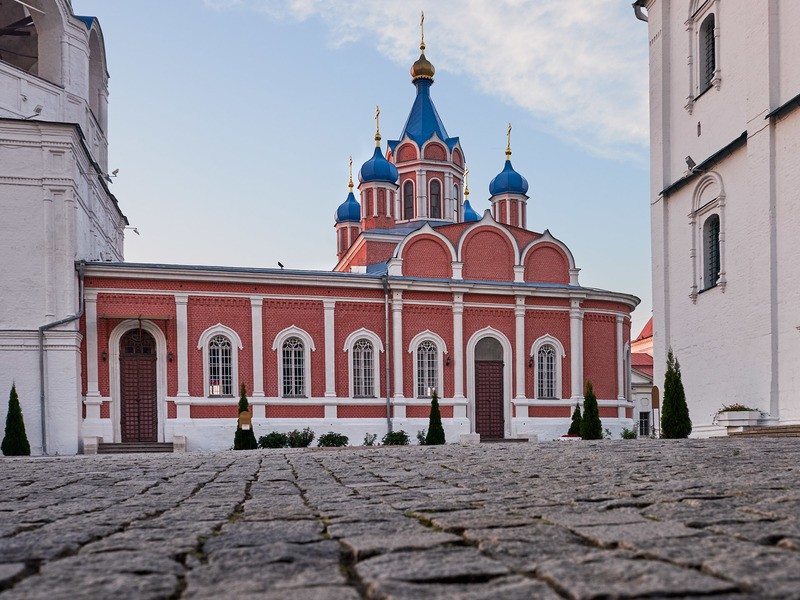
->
[481,438,529,443]
[97,442,175,454]
[729,425,800,438]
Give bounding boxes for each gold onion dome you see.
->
[411,42,435,80]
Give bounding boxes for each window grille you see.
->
[416,340,438,397]
[352,338,375,397]
[701,15,715,91]
[430,180,441,219]
[639,411,651,437]
[537,344,556,399]
[208,335,232,396]
[403,181,414,220]
[282,336,305,397]
[703,214,720,289]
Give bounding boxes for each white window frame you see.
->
[272,326,315,399]
[530,334,566,400]
[408,330,447,398]
[685,0,721,113]
[689,172,726,302]
[343,328,385,399]
[197,324,244,398]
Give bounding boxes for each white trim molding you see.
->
[196,323,244,398]
[530,334,567,400]
[271,325,316,398]
[343,328,385,399]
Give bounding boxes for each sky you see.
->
[72,0,653,336]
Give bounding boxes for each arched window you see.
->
[703,214,720,289]
[430,180,441,219]
[454,185,460,221]
[403,181,414,220]
[352,339,375,397]
[282,337,305,397]
[208,335,233,396]
[416,340,438,397]
[537,344,556,399]
[700,14,715,92]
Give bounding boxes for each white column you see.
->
[570,299,584,401]
[392,291,405,418]
[444,171,453,221]
[452,293,465,416]
[514,296,527,417]
[250,297,265,418]
[616,315,625,402]
[416,170,427,218]
[174,294,190,420]
[85,292,100,406]
[323,300,337,419]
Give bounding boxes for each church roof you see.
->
[359,146,399,184]
[335,191,360,223]
[489,159,529,196]
[632,352,654,377]
[634,316,653,341]
[388,79,460,153]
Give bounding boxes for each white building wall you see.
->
[644,0,800,434]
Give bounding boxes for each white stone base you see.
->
[459,433,481,445]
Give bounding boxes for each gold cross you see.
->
[348,155,353,190]
[420,11,425,48]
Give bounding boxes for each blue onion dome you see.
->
[489,158,529,196]
[463,199,480,222]
[359,145,399,184]
[335,190,360,223]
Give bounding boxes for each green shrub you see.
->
[2,384,30,456]
[621,427,637,439]
[425,390,446,445]
[233,383,257,450]
[416,429,426,445]
[258,432,288,448]
[318,432,349,447]
[567,404,582,436]
[363,433,378,446]
[662,348,692,439]
[382,430,410,446]
[287,427,315,448]
[580,381,603,440]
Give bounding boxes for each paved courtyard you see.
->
[1,439,799,599]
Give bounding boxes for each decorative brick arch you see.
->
[423,142,446,161]
[397,143,418,163]
[520,231,576,284]
[458,218,519,282]
[395,223,457,279]
[452,147,463,166]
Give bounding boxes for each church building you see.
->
[634,1,800,434]
[1,1,639,454]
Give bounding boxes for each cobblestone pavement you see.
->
[1,439,800,599]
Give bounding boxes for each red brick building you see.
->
[79,41,639,451]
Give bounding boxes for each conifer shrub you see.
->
[416,429,427,445]
[233,383,257,450]
[580,381,603,440]
[567,404,582,436]
[662,348,692,438]
[381,430,410,446]
[287,428,315,448]
[317,432,349,447]
[258,432,288,448]
[2,384,31,456]
[425,390,446,445]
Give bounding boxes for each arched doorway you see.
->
[119,329,158,442]
[475,337,504,439]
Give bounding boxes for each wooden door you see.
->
[119,329,158,442]
[475,360,504,439]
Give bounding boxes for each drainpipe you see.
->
[38,261,86,455]
[632,1,648,22]
[382,274,392,433]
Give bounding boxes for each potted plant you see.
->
[716,403,762,429]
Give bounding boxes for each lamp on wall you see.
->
[528,356,534,368]
[168,352,174,362]
[101,351,107,362]
[446,355,451,366]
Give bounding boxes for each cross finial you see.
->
[374,105,382,146]
[506,122,513,159]
[464,166,470,199]
[348,155,353,191]
[420,11,425,51]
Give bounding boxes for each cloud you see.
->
[202,0,649,158]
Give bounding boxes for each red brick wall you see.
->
[530,406,571,418]
[398,143,417,162]
[402,236,452,279]
[267,405,325,418]
[453,148,463,166]
[461,228,515,282]
[599,407,618,419]
[524,243,570,284]
[334,302,387,398]
[339,405,386,418]
[407,405,453,418]
[525,310,572,399]
[402,303,453,398]
[424,143,446,160]
[191,405,238,419]
[584,313,617,399]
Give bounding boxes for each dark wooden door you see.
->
[475,360,504,439]
[119,329,158,442]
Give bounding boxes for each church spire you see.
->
[411,11,435,81]
[506,122,513,160]
[374,105,382,147]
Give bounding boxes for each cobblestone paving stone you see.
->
[1,438,799,599]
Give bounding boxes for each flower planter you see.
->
[717,410,761,428]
